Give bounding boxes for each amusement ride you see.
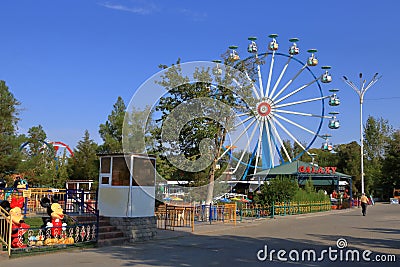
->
[215,35,341,177]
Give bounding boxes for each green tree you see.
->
[335,141,361,194]
[123,105,155,153]
[380,130,400,198]
[280,140,293,163]
[0,80,21,175]
[363,116,393,195]
[364,116,392,160]
[311,148,339,168]
[280,140,309,163]
[18,125,56,186]
[68,130,99,181]
[153,59,252,204]
[98,96,126,153]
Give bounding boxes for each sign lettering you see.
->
[298,166,337,174]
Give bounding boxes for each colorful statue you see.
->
[0,197,30,248]
[40,197,67,238]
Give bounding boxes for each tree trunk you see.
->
[205,160,217,205]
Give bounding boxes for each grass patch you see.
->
[24,217,44,228]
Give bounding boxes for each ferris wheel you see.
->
[48,141,74,158]
[218,34,340,175]
[20,140,74,159]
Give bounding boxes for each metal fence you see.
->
[240,200,332,219]
[0,188,98,257]
[155,200,331,232]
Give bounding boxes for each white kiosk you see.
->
[98,153,156,217]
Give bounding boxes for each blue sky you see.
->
[1,0,399,150]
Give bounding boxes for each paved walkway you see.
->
[2,203,400,266]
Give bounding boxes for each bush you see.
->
[254,177,330,205]
[254,176,298,205]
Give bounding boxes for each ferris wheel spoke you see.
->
[219,118,258,159]
[233,114,254,128]
[268,56,292,99]
[271,64,308,102]
[271,116,307,152]
[269,120,292,163]
[255,55,265,98]
[263,119,276,168]
[265,51,276,98]
[274,76,322,105]
[253,120,264,174]
[231,120,260,173]
[274,95,327,108]
[274,109,326,118]
[234,112,251,118]
[274,113,319,137]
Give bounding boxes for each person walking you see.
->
[360,193,368,216]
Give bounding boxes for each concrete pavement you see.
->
[2,203,399,266]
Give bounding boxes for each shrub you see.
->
[254,176,298,205]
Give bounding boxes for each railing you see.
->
[155,204,194,231]
[239,200,332,219]
[0,188,99,257]
[1,188,67,216]
[156,203,238,231]
[194,203,237,224]
[0,205,12,256]
[64,189,97,215]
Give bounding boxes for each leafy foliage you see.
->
[153,59,252,203]
[68,130,99,181]
[255,176,299,205]
[0,80,21,174]
[98,96,126,153]
[380,130,400,197]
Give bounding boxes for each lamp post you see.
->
[342,73,381,194]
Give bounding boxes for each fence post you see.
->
[209,203,212,225]
[191,205,195,232]
[80,190,84,214]
[164,204,168,230]
[234,202,237,226]
[271,201,275,219]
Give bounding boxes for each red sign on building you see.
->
[298,166,337,174]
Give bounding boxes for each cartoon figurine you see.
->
[0,197,30,248]
[13,177,28,191]
[40,197,67,238]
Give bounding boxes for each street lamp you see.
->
[342,73,381,194]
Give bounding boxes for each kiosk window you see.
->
[101,157,111,173]
[101,176,110,185]
[111,156,130,186]
[132,157,155,186]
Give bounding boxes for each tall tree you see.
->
[364,116,392,160]
[0,80,21,175]
[335,141,361,194]
[18,125,56,186]
[363,116,393,194]
[154,59,251,204]
[123,105,155,153]
[68,130,99,181]
[98,96,126,153]
[380,130,400,198]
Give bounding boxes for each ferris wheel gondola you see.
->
[321,134,333,151]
